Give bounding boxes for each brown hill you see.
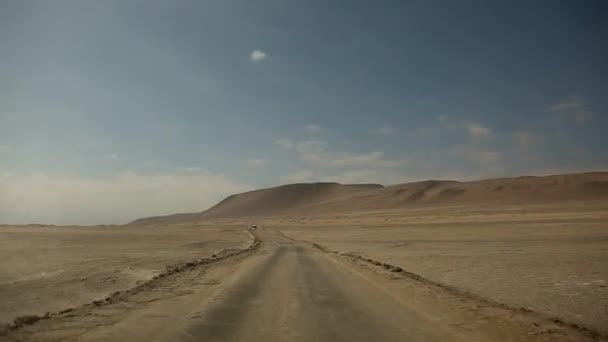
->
[129,172,608,225]
[129,182,383,225]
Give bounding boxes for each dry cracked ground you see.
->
[1,214,607,342]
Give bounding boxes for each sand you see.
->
[131,172,608,225]
[0,224,250,325]
[2,229,603,342]
[2,172,607,339]
[277,208,608,334]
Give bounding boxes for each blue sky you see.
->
[1,0,607,224]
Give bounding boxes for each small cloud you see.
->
[105,153,118,160]
[548,95,593,123]
[292,140,404,168]
[181,166,204,172]
[435,115,459,130]
[246,158,265,167]
[274,138,294,149]
[548,95,585,112]
[295,140,327,161]
[464,122,492,138]
[369,126,395,136]
[249,50,267,62]
[415,117,490,138]
[303,124,322,133]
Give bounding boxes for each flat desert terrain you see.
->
[1,172,607,341]
[0,224,251,326]
[277,208,608,335]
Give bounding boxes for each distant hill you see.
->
[129,172,608,225]
[129,182,383,225]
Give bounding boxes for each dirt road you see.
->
[2,229,603,342]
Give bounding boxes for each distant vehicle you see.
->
[249,224,257,230]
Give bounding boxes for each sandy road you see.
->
[183,237,454,341]
[2,229,603,342]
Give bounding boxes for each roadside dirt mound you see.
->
[130,172,608,224]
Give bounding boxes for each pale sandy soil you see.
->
[0,224,250,325]
[2,230,602,342]
[278,208,608,335]
[2,172,607,340]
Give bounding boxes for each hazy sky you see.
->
[1,0,607,224]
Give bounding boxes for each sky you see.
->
[1,0,607,224]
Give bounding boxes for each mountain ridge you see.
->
[129,172,608,225]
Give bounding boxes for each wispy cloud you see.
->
[415,117,492,138]
[302,124,322,133]
[0,169,252,225]
[548,95,593,123]
[548,95,585,112]
[105,153,118,160]
[464,122,492,138]
[369,126,395,136]
[246,158,266,167]
[293,140,404,168]
[249,50,267,62]
[274,138,294,149]
[295,140,327,162]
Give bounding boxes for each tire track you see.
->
[301,238,606,341]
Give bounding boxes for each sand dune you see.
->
[130,172,608,225]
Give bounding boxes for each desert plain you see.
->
[1,172,607,341]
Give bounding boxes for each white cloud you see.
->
[548,95,593,123]
[369,126,395,135]
[0,170,252,225]
[246,158,265,167]
[249,50,267,62]
[293,140,404,168]
[105,153,118,160]
[303,124,322,133]
[274,138,294,149]
[180,166,205,172]
[415,117,490,138]
[464,122,492,138]
[280,169,313,183]
[295,140,327,162]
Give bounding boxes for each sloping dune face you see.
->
[129,183,384,225]
[130,172,608,224]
